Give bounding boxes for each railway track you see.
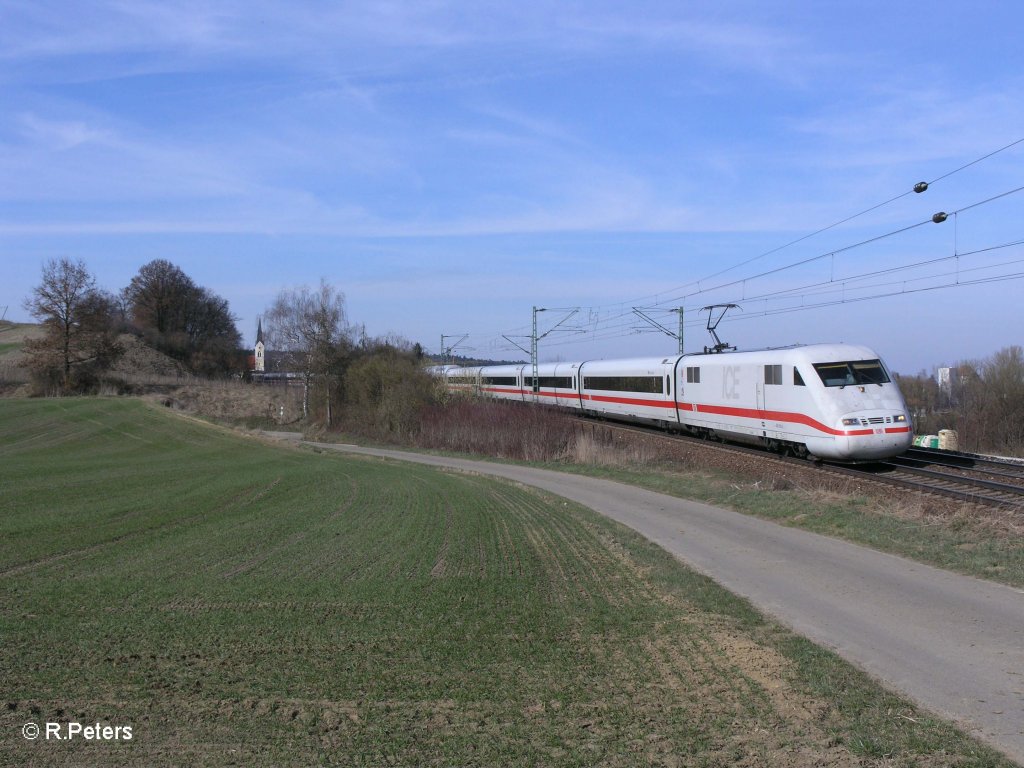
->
[866,446,1024,507]
[899,445,1024,478]
[582,417,1024,509]
[835,462,1024,508]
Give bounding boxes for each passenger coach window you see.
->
[812,359,890,387]
[537,376,572,388]
[483,376,517,386]
[584,376,663,394]
[686,366,700,384]
[764,364,782,385]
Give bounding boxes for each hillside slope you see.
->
[0,398,1010,767]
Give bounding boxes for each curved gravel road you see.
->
[271,435,1024,764]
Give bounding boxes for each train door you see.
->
[760,364,783,415]
[672,356,686,424]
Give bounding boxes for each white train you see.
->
[439,343,913,462]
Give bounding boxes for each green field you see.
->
[0,399,1011,766]
[0,322,42,357]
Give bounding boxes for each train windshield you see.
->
[812,359,890,387]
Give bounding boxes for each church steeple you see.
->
[254,318,265,372]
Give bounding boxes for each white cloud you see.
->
[17,113,110,150]
[4,0,1023,361]
[793,83,1024,171]
[0,1,815,84]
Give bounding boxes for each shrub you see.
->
[415,398,577,461]
[342,348,438,438]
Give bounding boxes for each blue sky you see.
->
[2,1,1023,374]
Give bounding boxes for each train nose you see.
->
[838,411,913,460]
[840,412,909,431]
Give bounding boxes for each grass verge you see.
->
[540,459,1024,590]
[315,413,1024,590]
[0,398,1013,766]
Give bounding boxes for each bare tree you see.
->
[976,346,1024,453]
[122,259,242,374]
[264,280,352,424]
[123,259,194,336]
[905,349,1024,455]
[22,257,121,392]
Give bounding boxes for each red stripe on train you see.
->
[478,387,910,439]
[582,393,676,409]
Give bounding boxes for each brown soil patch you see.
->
[156,381,304,425]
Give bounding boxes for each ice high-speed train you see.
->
[439,343,913,462]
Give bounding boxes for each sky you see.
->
[2,0,1023,375]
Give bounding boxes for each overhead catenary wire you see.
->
[521,235,1024,355]
[533,240,1024,351]
[688,237,1024,309]
[666,136,1024,292]
[549,135,1024,318]
[723,270,1024,323]
[458,139,1024,358]
[926,136,1024,186]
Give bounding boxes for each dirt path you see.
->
[267,434,1024,765]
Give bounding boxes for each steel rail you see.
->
[871,463,1024,507]
[889,454,1024,484]
[903,445,1024,470]
[576,415,1024,509]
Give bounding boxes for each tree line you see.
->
[896,345,1024,455]
[22,259,437,439]
[261,279,431,429]
[261,283,578,458]
[24,258,1024,458]
[22,257,242,393]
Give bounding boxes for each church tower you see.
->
[254,318,265,372]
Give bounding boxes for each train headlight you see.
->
[893,414,907,423]
[841,418,861,426]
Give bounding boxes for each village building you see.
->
[249,319,303,383]
[254,318,265,372]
